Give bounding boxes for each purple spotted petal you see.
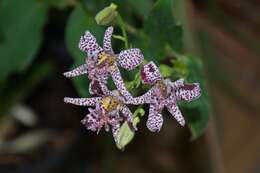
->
[126,88,154,105]
[169,78,184,88]
[103,26,114,54]
[146,104,163,132]
[79,31,103,55]
[117,48,144,70]
[111,66,133,100]
[111,122,120,143]
[166,103,185,126]
[89,80,104,96]
[81,109,100,132]
[64,97,102,106]
[81,105,122,139]
[119,105,137,131]
[63,64,88,78]
[176,83,201,102]
[89,80,113,96]
[141,61,162,85]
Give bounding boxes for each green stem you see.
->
[117,14,129,49]
[125,23,138,35]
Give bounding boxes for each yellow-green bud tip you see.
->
[95,3,118,25]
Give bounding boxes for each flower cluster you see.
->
[64,27,201,143]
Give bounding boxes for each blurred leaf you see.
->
[159,64,173,78]
[0,130,54,154]
[128,0,153,18]
[95,3,118,25]
[174,55,211,140]
[10,104,37,127]
[0,62,53,115]
[45,0,77,9]
[0,0,48,81]
[65,5,104,97]
[143,0,183,60]
[116,107,145,150]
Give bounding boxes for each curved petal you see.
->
[126,87,154,105]
[111,122,120,143]
[81,112,99,132]
[63,64,88,78]
[146,104,163,132]
[89,80,113,96]
[168,78,184,89]
[64,97,102,106]
[117,48,144,70]
[89,80,104,96]
[166,103,185,126]
[103,26,114,54]
[119,105,137,131]
[176,83,201,102]
[78,31,103,55]
[141,61,162,85]
[111,66,133,100]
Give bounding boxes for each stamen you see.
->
[101,96,120,112]
[97,52,115,67]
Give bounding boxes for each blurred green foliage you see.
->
[0,0,47,82]
[143,0,183,59]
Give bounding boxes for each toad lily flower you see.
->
[63,26,144,99]
[127,61,201,132]
[64,85,136,143]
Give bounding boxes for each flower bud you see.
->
[95,3,118,25]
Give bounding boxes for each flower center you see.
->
[101,96,120,112]
[155,80,168,98]
[97,52,116,67]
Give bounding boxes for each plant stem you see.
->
[117,14,129,49]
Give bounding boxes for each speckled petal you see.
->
[63,64,88,78]
[111,66,133,100]
[78,31,103,55]
[176,83,201,102]
[81,112,99,131]
[169,78,184,88]
[117,48,144,70]
[64,97,102,106]
[141,61,162,85]
[89,80,113,96]
[146,104,163,132]
[103,26,114,54]
[166,103,185,126]
[126,87,154,105]
[111,122,120,143]
[119,105,137,131]
[89,80,104,96]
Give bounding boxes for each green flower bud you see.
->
[95,3,118,25]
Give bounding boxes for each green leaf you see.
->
[159,64,173,78]
[116,107,145,150]
[175,55,211,140]
[65,5,104,97]
[125,70,141,90]
[127,0,153,18]
[143,0,183,60]
[0,0,48,82]
[45,0,77,9]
